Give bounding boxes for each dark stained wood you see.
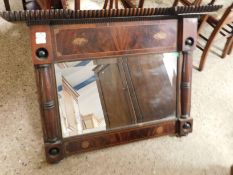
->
[36,0,64,9]
[178,18,196,117]
[52,20,177,62]
[25,13,204,163]
[180,52,192,118]
[31,18,196,163]
[36,0,51,9]
[4,0,41,11]
[75,0,80,10]
[94,60,137,129]
[30,25,54,65]
[93,54,177,129]
[222,35,233,58]
[63,119,176,155]
[35,64,62,142]
[176,53,183,118]
[124,54,177,122]
[0,6,222,23]
[178,18,198,52]
[138,0,145,8]
[172,0,202,6]
[3,0,11,11]
[0,1,220,164]
[103,0,144,9]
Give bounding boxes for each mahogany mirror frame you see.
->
[28,14,198,163]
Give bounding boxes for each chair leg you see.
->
[194,0,202,5]
[198,15,208,35]
[109,0,113,9]
[222,36,233,58]
[103,0,108,9]
[172,0,179,6]
[227,37,233,55]
[138,0,144,8]
[115,0,118,9]
[75,0,80,10]
[199,27,221,71]
[22,0,26,10]
[4,0,11,11]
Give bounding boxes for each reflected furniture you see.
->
[0,5,222,163]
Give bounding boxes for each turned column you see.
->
[178,17,197,135]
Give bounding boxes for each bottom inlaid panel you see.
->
[63,119,177,155]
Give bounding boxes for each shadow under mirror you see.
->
[55,53,178,138]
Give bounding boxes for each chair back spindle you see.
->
[3,0,11,11]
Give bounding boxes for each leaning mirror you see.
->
[0,1,221,163]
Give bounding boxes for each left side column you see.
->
[30,25,64,163]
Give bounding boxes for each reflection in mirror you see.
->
[55,53,178,137]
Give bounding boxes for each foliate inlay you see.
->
[153,32,167,40]
[72,37,89,47]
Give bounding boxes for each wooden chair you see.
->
[74,0,144,10]
[36,0,65,9]
[3,0,41,10]
[198,3,233,71]
[103,0,145,9]
[3,0,66,11]
[172,0,232,71]
[172,0,202,6]
[172,0,216,34]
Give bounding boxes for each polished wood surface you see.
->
[64,119,176,155]
[94,59,137,128]
[36,0,64,9]
[103,0,145,9]
[93,54,176,129]
[3,0,10,11]
[125,54,176,122]
[52,20,177,62]
[35,64,62,142]
[28,16,197,163]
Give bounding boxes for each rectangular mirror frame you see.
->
[30,17,197,163]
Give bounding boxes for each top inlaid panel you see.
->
[52,20,177,61]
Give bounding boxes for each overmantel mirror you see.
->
[0,2,222,163]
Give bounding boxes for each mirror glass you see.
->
[55,53,178,137]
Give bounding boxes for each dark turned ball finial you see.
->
[49,148,60,156]
[185,37,194,47]
[183,122,192,130]
[36,48,48,59]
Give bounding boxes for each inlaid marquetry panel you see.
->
[52,20,178,61]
